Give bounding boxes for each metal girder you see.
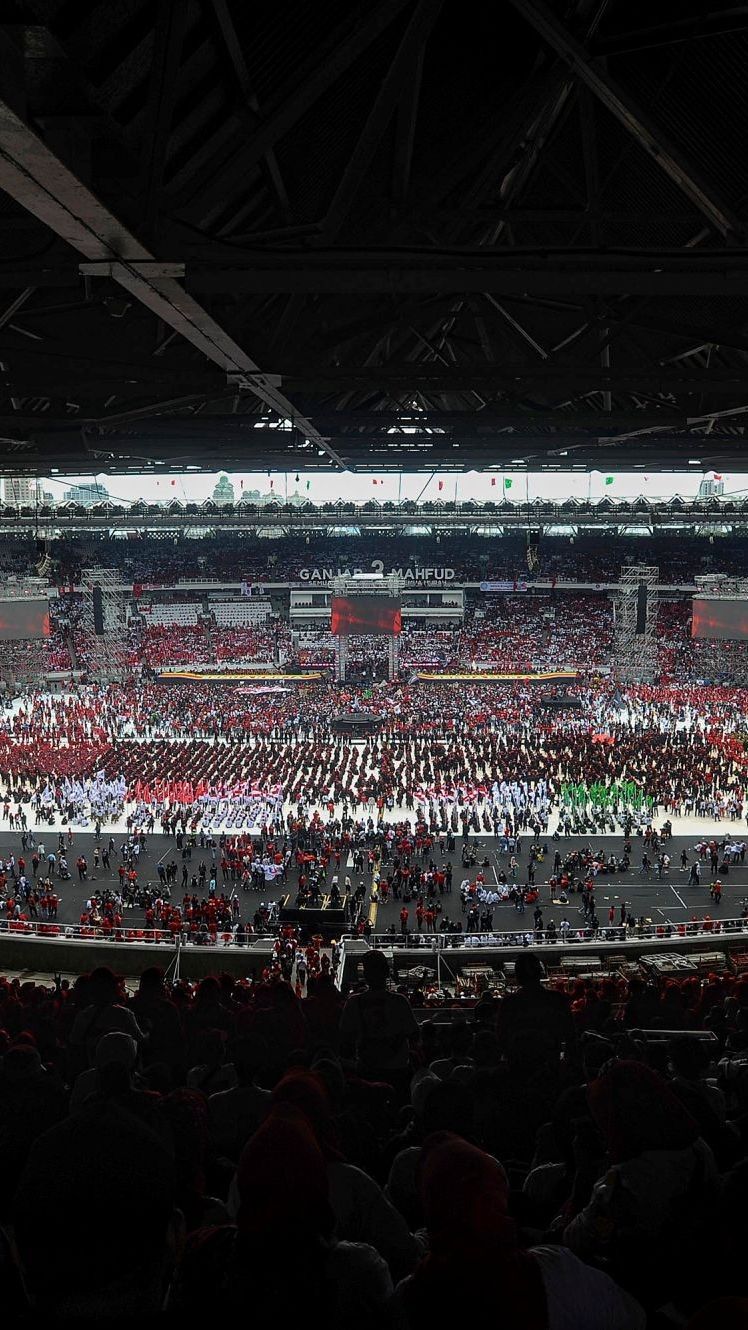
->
[0,97,344,468]
[185,265,748,294]
[208,0,292,224]
[278,367,748,393]
[143,0,187,233]
[322,0,443,240]
[0,438,741,473]
[176,0,414,221]
[0,286,35,330]
[12,256,748,301]
[267,0,442,356]
[507,0,743,239]
[482,292,548,359]
[461,0,607,233]
[391,46,425,205]
[595,8,748,57]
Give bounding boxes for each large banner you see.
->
[300,562,454,581]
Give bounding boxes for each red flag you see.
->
[372,478,378,485]
[170,479,176,486]
[270,478,274,488]
[713,473,723,480]
[491,477,496,487]
[438,480,444,491]
[240,479,244,488]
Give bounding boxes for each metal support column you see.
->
[388,632,399,681]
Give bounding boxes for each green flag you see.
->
[504,477,512,489]
[605,475,615,485]
[306,479,311,490]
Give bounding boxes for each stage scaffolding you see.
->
[613,564,660,681]
[79,567,129,681]
[331,574,401,684]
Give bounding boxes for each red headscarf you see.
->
[272,1069,343,1160]
[400,1133,547,1330]
[237,1103,333,1239]
[587,1059,700,1162]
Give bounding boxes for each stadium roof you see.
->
[0,1,748,476]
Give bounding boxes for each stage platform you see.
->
[332,713,379,735]
[279,896,348,931]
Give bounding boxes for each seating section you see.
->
[142,602,201,627]
[212,600,272,626]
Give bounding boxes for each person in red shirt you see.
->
[400,906,409,935]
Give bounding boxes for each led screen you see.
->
[331,596,402,635]
[0,599,50,640]
[691,598,748,640]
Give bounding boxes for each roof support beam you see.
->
[185,265,748,295]
[0,97,344,468]
[178,0,414,222]
[268,0,442,356]
[322,0,443,239]
[391,46,425,206]
[142,0,187,235]
[208,0,292,224]
[507,0,743,239]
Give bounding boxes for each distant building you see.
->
[699,474,725,499]
[212,474,235,505]
[63,482,110,506]
[3,477,38,505]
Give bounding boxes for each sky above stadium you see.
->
[39,468,737,506]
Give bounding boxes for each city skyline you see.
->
[5,466,738,508]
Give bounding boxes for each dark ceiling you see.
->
[1,0,748,475]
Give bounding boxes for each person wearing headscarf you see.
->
[173,1104,393,1327]
[226,1068,420,1279]
[563,1060,718,1308]
[394,1133,644,1330]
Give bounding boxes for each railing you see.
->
[352,917,748,949]
[0,919,258,948]
[3,914,747,954]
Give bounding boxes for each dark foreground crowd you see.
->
[0,955,746,1326]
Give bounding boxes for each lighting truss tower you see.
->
[79,567,129,680]
[388,632,400,682]
[613,564,660,681]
